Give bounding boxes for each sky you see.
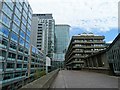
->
[28,0,119,43]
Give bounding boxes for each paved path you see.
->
[50,70,119,88]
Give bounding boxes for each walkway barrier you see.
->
[19,69,59,89]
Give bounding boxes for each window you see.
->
[19,46,24,52]
[19,37,25,46]
[14,72,21,78]
[25,42,29,49]
[5,0,14,10]
[17,55,23,60]
[1,25,9,37]
[26,30,30,36]
[12,23,19,34]
[10,42,17,50]
[28,18,31,26]
[15,7,21,19]
[7,63,14,68]
[23,64,27,68]
[17,64,22,68]
[23,10,27,20]
[26,35,30,42]
[23,3,28,13]
[2,14,11,27]
[22,16,27,26]
[8,52,16,58]
[3,73,13,80]
[24,57,28,61]
[1,38,8,46]
[20,30,25,38]
[14,15,20,26]
[16,2,22,12]
[11,32,18,42]
[21,23,26,32]
[2,3,13,18]
[1,50,6,57]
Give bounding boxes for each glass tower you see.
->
[0,0,32,89]
[54,25,70,61]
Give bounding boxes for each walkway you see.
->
[50,70,119,88]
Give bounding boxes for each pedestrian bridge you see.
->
[21,70,119,89]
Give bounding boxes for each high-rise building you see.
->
[31,14,55,60]
[0,0,34,89]
[54,25,70,61]
[65,33,106,70]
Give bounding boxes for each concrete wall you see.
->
[20,69,59,89]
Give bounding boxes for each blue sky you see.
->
[70,27,118,43]
[28,0,119,43]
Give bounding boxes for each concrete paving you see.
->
[50,70,119,88]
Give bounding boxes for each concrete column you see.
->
[95,57,98,68]
[90,58,94,68]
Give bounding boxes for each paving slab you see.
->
[50,70,119,88]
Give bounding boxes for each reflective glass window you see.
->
[26,30,30,36]
[12,23,19,34]
[28,18,31,26]
[5,0,14,10]
[1,25,9,37]
[23,10,27,20]
[23,3,28,13]
[14,15,20,26]
[20,30,25,38]
[2,3,13,18]
[19,37,25,46]
[25,42,29,49]
[2,14,11,27]
[21,23,26,32]
[22,16,27,26]
[15,7,21,19]
[11,32,18,42]
[28,7,32,19]
[16,2,22,12]
[27,23,31,31]
[26,35,30,42]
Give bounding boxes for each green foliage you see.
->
[34,69,46,79]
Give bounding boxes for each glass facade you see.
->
[54,25,70,61]
[0,0,40,89]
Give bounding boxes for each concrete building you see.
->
[65,33,106,70]
[84,50,109,70]
[0,1,33,89]
[107,34,120,75]
[54,25,70,61]
[31,14,55,60]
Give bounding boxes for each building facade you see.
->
[65,33,106,70]
[107,34,120,75]
[0,0,44,89]
[54,25,70,61]
[31,14,55,60]
[84,50,109,69]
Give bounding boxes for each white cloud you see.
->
[28,0,119,32]
[107,40,113,43]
